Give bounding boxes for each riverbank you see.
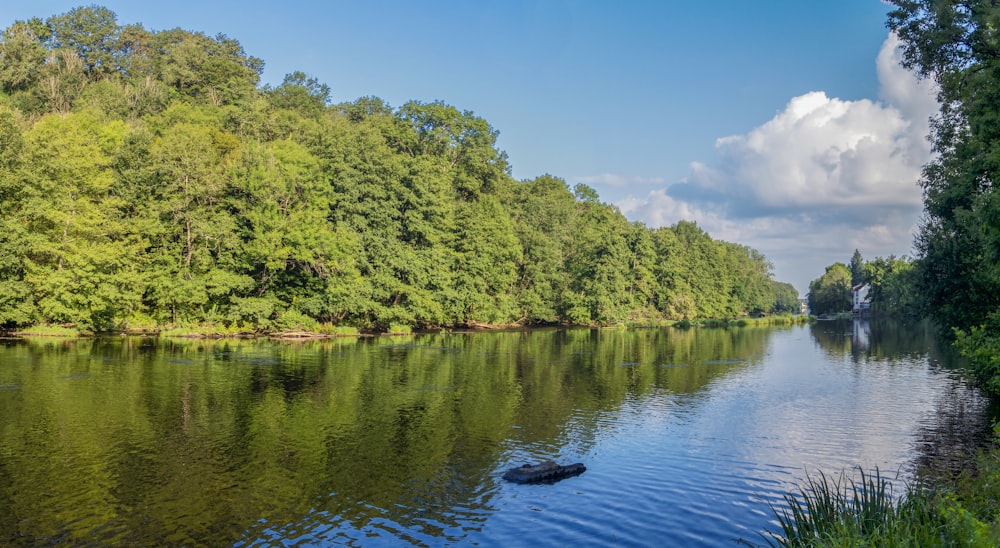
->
[762,443,1000,546]
[760,326,1000,545]
[3,314,817,340]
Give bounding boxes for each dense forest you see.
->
[0,6,800,333]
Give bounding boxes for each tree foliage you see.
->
[0,6,798,332]
[888,0,1000,391]
[888,0,1000,332]
[849,249,864,286]
[808,263,852,316]
[863,256,920,318]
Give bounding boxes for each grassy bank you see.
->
[8,325,85,337]
[759,449,1000,546]
[6,316,820,340]
[669,315,816,329]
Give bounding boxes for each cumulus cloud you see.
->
[618,32,938,294]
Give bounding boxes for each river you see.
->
[0,320,994,546]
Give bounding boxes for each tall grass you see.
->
[759,465,1000,547]
[671,315,815,330]
[386,323,413,335]
[11,324,83,337]
[763,468,902,546]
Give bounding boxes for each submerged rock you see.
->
[502,461,586,484]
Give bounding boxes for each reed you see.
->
[12,324,83,337]
[762,468,917,547]
[317,323,360,336]
[386,323,413,335]
[757,466,997,547]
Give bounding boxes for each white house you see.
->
[852,283,870,315]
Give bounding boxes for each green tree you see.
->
[509,175,575,324]
[666,221,735,319]
[227,139,361,327]
[648,226,695,320]
[266,71,330,117]
[626,222,659,318]
[326,109,453,327]
[45,5,122,77]
[0,105,34,326]
[13,110,143,330]
[725,243,774,315]
[849,249,864,286]
[560,185,633,325]
[771,281,801,314]
[151,28,263,106]
[451,195,521,324]
[0,19,49,93]
[144,105,246,324]
[864,256,920,318]
[808,263,852,315]
[888,0,1000,332]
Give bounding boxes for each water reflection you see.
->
[0,326,993,546]
[809,319,996,478]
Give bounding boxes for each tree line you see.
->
[807,250,918,318]
[0,6,800,333]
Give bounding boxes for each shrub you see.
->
[955,315,1000,395]
[386,323,412,335]
[273,309,320,332]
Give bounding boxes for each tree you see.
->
[864,256,920,318]
[626,222,659,317]
[771,281,800,314]
[509,175,575,324]
[650,226,696,320]
[451,195,521,324]
[267,71,330,117]
[151,28,263,106]
[0,105,34,326]
[725,243,774,315]
[0,19,49,93]
[849,249,864,286]
[326,111,453,328]
[143,106,246,324]
[227,139,360,328]
[562,196,633,325]
[45,5,122,77]
[888,0,1000,332]
[808,263,852,315]
[13,110,144,330]
[667,221,735,319]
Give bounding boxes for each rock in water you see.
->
[502,461,586,484]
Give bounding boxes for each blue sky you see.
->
[1,1,937,295]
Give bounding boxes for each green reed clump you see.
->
[700,319,733,327]
[777,468,893,543]
[386,323,413,335]
[762,468,929,547]
[12,324,83,337]
[759,464,1000,547]
[318,324,359,336]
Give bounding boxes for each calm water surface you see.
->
[0,320,994,546]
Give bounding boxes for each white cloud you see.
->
[618,32,938,295]
[877,32,939,124]
[686,88,925,210]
